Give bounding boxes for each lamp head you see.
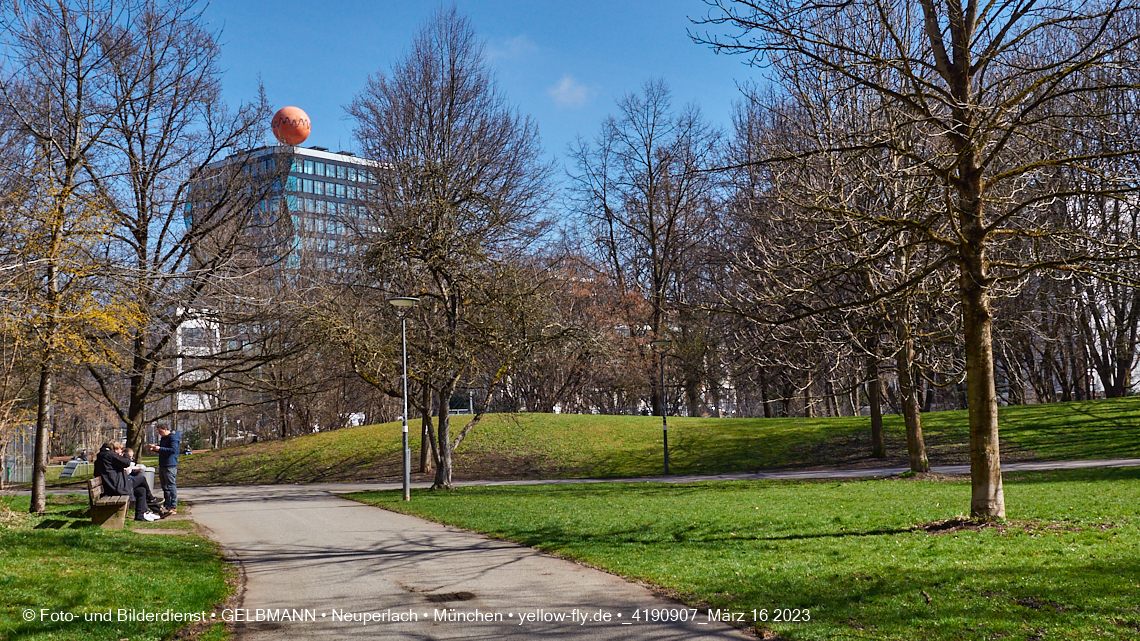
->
[388,297,420,309]
[650,338,671,349]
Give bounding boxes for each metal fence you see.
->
[1,425,34,484]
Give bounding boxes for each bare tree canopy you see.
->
[346,7,553,489]
[697,0,1140,517]
[569,79,723,417]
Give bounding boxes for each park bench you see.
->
[87,477,129,529]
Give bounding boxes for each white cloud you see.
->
[486,35,539,62]
[547,75,595,108]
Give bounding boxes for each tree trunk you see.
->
[825,380,839,417]
[710,381,723,418]
[685,374,702,417]
[30,254,60,515]
[895,312,930,473]
[30,362,52,514]
[962,239,1005,519]
[651,359,664,417]
[1111,349,1133,398]
[781,381,795,417]
[432,376,460,489]
[277,394,290,439]
[803,371,815,418]
[761,377,772,418]
[127,367,147,452]
[125,333,149,451]
[867,358,885,458]
[419,383,433,474]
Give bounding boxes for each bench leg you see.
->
[91,502,128,529]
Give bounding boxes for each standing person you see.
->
[94,442,160,522]
[148,425,180,515]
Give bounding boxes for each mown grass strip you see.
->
[0,494,233,641]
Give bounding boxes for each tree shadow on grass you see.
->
[1005,466,1140,484]
[33,519,69,529]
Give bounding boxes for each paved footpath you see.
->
[186,484,750,640]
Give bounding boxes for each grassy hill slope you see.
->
[180,396,1140,486]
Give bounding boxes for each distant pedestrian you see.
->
[148,425,181,515]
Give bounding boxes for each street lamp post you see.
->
[389,297,420,501]
[651,338,671,475]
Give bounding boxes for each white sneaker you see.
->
[143,512,160,522]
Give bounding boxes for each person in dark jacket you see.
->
[94,442,160,522]
[148,426,180,514]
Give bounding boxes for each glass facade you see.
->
[190,144,378,273]
[278,148,374,270]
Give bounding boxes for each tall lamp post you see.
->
[389,297,420,501]
[650,338,671,475]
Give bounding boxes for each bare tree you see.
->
[81,0,271,453]
[0,0,143,512]
[697,0,1140,518]
[569,79,722,417]
[346,7,552,489]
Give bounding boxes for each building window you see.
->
[315,162,326,177]
[304,160,314,174]
[336,183,346,198]
[337,165,346,180]
[182,327,212,350]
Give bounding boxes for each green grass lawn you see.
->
[181,396,1140,486]
[349,467,1140,640]
[0,494,231,641]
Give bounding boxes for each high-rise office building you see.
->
[193,143,377,271]
[171,144,378,433]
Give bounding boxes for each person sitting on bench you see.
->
[94,442,161,522]
[123,448,166,517]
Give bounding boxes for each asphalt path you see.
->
[187,484,750,640]
[182,457,1140,640]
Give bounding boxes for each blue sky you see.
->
[202,1,756,167]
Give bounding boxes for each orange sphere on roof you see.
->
[271,106,311,145]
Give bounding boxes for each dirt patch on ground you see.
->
[889,472,970,482]
[915,517,1090,535]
